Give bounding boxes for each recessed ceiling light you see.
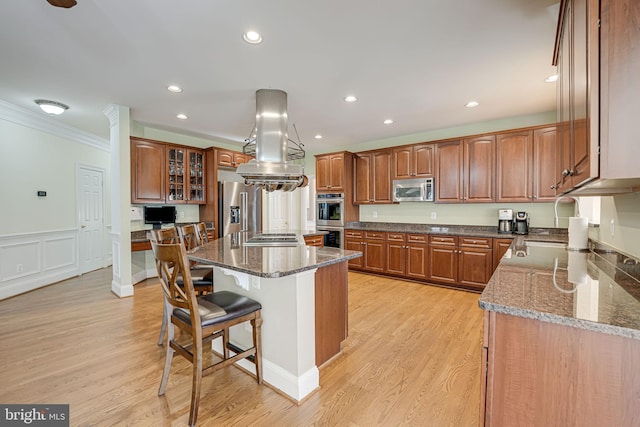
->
[176,114,188,120]
[314,135,323,139]
[34,99,69,115]
[243,30,263,44]
[167,85,183,93]
[383,119,394,125]
[344,95,358,103]
[465,101,480,108]
[545,74,558,83]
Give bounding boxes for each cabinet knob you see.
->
[550,185,557,190]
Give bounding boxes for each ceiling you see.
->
[0,0,560,151]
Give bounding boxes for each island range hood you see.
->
[236,89,306,192]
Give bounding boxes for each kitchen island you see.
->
[188,232,362,402]
[479,236,640,426]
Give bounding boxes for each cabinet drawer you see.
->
[460,237,492,248]
[407,234,427,243]
[429,235,458,246]
[304,235,324,246]
[365,231,386,240]
[345,230,363,239]
[387,232,406,242]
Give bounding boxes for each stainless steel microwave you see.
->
[392,178,434,202]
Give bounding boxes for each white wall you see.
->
[598,193,640,258]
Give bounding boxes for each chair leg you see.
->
[158,321,175,396]
[222,328,229,360]
[188,338,203,427]
[252,313,263,384]
[157,296,169,346]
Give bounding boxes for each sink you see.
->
[525,240,567,248]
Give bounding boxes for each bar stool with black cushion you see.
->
[177,224,212,271]
[195,222,210,243]
[150,227,214,346]
[151,241,263,427]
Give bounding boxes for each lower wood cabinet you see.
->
[406,234,429,280]
[386,233,406,275]
[428,235,459,284]
[492,238,513,270]
[345,230,364,269]
[304,235,324,247]
[458,237,493,291]
[363,231,386,273]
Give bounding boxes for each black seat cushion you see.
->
[176,267,213,290]
[173,291,261,327]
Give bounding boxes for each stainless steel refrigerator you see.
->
[218,181,261,237]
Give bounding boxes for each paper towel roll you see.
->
[567,250,588,285]
[568,216,588,250]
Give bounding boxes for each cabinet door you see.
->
[496,131,532,203]
[406,234,429,280]
[414,144,434,177]
[131,139,165,204]
[435,140,463,203]
[167,146,186,203]
[316,155,331,190]
[464,135,495,202]
[392,147,413,179]
[329,154,345,191]
[364,240,386,272]
[188,149,205,204]
[533,127,558,202]
[372,150,392,203]
[386,233,406,275]
[493,238,513,271]
[458,247,493,290]
[234,153,250,166]
[429,245,458,284]
[345,238,364,269]
[354,154,371,204]
[217,149,235,168]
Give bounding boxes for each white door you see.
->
[264,190,298,231]
[78,165,105,274]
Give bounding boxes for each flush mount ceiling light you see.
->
[314,134,323,139]
[34,99,69,115]
[545,74,559,83]
[465,101,480,108]
[383,119,394,125]
[344,95,358,103]
[167,85,183,93]
[243,30,263,44]
[176,113,188,120]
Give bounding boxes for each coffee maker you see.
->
[498,209,514,233]
[513,211,530,235]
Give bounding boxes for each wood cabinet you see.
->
[458,237,493,291]
[217,149,249,168]
[533,127,558,201]
[316,152,348,192]
[492,238,513,271]
[345,230,364,269]
[435,136,494,203]
[354,149,393,204]
[304,235,324,247]
[406,234,429,280]
[131,138,166,204]
[363,231,386,273]
[392,143,434,179]
[496,131,533,203]
[428,235,459,284]
[131,137,206,205]
[385,232,406,276]
[481,311,640,426]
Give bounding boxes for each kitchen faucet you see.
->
[554,195,581,227]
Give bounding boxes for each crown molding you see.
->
[0,99,110,152]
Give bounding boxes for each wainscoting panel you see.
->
[0,229,79,300]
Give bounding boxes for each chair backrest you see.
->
[149,227,179,244]
[196,222,209,244]
[177,224,202,251]
[150,241,200,324]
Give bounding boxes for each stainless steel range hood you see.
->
[236,89,306,192]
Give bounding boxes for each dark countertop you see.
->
[479,235,640,340]
[345,221,566,240]
[187,231,361,278]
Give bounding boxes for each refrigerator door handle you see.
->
[240,192,248,231]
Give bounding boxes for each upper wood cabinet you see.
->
[217,149,249,168]
[166,146,205,204]
[496,131,533,203]
[354,149,393,204]
[392,143,434,179]
[436,137,494,203]
[533,127,558,202]
[131,138,166,204]
[316,152,350,192]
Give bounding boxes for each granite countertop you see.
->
[479,235,640,340]
[345,221,566,240]
[187,231,362,278]
[132,227,327,243]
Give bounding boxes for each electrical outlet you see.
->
[16,264,23,273]
[372,211,378,219]
[610,219,615,237]
[430,212,437,220]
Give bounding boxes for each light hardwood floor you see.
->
[0,268,483,426]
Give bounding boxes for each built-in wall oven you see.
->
[316,193,345,248]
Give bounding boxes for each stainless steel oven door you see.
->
[317,226,344,249]
[316,198,344,226]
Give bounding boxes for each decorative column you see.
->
[104,104,133,297]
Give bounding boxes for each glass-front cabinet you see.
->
[166,146,205,204]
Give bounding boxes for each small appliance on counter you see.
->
[513,211,529,235]
[498,209,514,234]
